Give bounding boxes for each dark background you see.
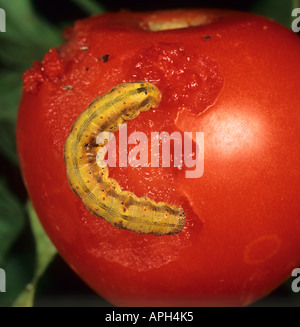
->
[33,0,256,22]
[0,0,299,307]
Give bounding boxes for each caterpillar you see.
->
[63,81,186,236]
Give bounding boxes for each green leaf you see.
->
[293,0,300,9]
[0,252,35,307]
[0,120,19,166]
[251,0,296,28]
[0,179,25,265]
[0,71,22,122]
[0,71,21,165]
[11,281,35,307]
[0,42,42,70]
[12,202,57,307]
[0,0,63,71]
[0,0,62,47]
[27,202,57,280]
[69,0,107,15]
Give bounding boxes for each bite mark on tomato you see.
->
[127,42,223,115]
[23,48,64,94]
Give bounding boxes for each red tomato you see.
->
[17,9,300,306]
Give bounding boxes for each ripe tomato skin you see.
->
[17,9,300,306]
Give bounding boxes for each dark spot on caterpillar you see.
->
[85,67,89,71]
[203,35,212,40]
[100,54,109,63]
[136,87,148,94]
[139,98,150,108]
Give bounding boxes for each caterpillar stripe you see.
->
[63,81,186,236]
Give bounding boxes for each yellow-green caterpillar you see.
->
[63,81,186,236]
